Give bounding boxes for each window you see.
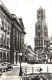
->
[38,25,40,29]
[41,39,43,46]
[8,26,10,34]
[0,18,2,27]
[35,40,38,46]
[0,34,3,44]
[4,19,7,31]
[38,10,40,17]
[17,31,18,41]
[39,40,40,46]
[4,36,6,45]
[19,32,20,50]
[7,23,10,34]
[44,25,48,37]
[7,38,10,48]
[38,32,40,37]
[41,9,43,20]
[0,34,3,47]
[0,18,4,30]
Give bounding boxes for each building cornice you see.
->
[0,1,26,34]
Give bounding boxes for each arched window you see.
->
[38,32,40,37]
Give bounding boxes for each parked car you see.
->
[0,62,13,72]
[6,62,13,71]
[27,59,36,64]
[33,60,40,64]
[27,59,33,64]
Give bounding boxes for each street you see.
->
[0,63,52,80]
[0,63,29,80]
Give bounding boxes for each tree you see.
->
[27,45,32,50]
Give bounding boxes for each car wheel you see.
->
[4,69,7,72]
[11,67,13,70]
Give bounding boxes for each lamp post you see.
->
[19,52,23,76]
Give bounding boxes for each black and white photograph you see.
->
[0,0,52,80]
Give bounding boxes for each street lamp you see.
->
[19,51,23,76]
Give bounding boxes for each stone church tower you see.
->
[34,7,49,61]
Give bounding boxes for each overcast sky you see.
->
[1,0,52,48]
